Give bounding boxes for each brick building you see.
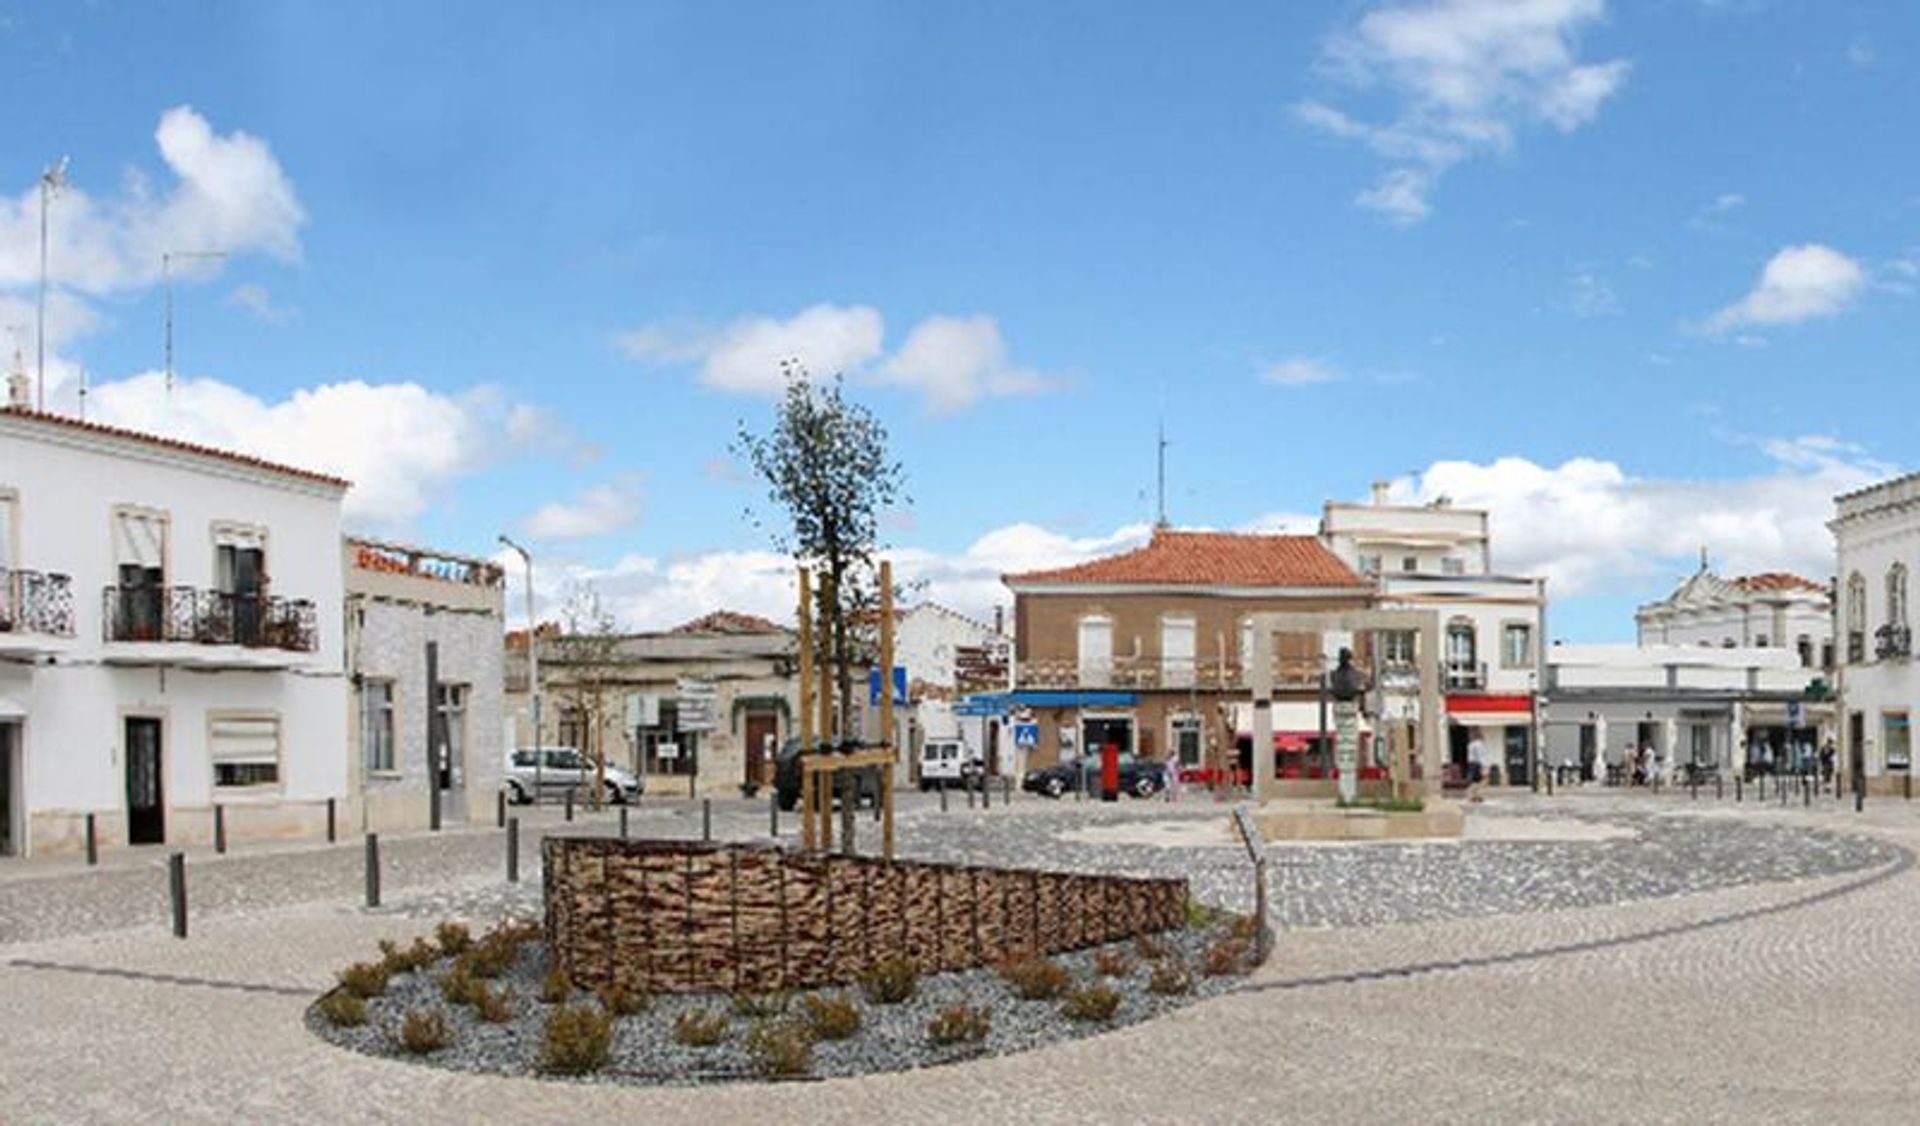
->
[1001,529,1372,779]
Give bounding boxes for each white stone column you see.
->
[1250,623,1275,804]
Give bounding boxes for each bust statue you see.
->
[1328,647,1367,703]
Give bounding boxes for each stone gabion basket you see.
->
[542,838,1189,995]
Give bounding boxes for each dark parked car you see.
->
[774,738,884,812]
[1022,752,1165,800]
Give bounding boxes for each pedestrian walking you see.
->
[1466,732,1487,803]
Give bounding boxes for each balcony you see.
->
[1444,661,1487,691]
[0,569,76,656]
[1017,655,1329,693]
[1875,624,1913,662]
[102,586,318,656]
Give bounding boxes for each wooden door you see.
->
[125,717,165,845]
[744,714,776,787]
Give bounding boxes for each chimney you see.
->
[6,350,28,410]
[1370,480,1389,505]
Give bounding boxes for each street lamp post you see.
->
[36,157,69,413]
[499,535,541,803]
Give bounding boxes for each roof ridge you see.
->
[1,405,350,489]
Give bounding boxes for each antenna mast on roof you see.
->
[1155,388,1170,529]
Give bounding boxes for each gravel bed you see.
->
[308,918,1251,1085]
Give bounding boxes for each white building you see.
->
[0,404,348,858]
[887,602,1009,773]
[346,538,505,833]
[1543,643,1831,780]
[1635,563,1832,669]
[1831,472,1919,793]
[1321,489,1547,787]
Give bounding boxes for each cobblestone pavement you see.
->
[4,790,1920,1123]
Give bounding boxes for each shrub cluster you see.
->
[396,1007,454,1055]
[337,961,391,1000]
[596,980,651,1017]
[1092,949,1134,978]
[1147,963,1193,996]
[926,1004,991,1046]
[743,1019,814,1079]
[540,965,573,1004]
[435,920,473,957]
[473,983,516,1024]
[317,990,367,1027]
[801,993,861,1041]
[998,957,1071,1001]
[1132,933,1168,961]
[731,990,790,1019]
[858,958,919,1005]
[673,1008,730,1047]
[1202,936,1250,977]
[541,1003,614,1075]
[1061,984,1121,1023]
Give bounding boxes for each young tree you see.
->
[735,363,907,741]
[548,581,626,808]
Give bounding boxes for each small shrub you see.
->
[1185,897,1218,928]
[926,1004,990,1046]
[744,1019,814,1079]
[462,936,517,979]
[541,1003,614,1075]
[858,958,919,1005]
[801,993,861,1041]
[396,1007,454,1055]
[1132,933,1168,961]
[731,989,790,1019]
[435,920,473,957]
[317,989,366,1027]
[337,961,390,999]
[596,980,651,1017]
[998,957,1071,1001]
[673,1008,730,1047]
[439,965,480,1006]
[1228,914,1260,943]
[473,983,516,1024]
[1202,936,1249,977]
[1062,984,1122,1023]
[377,937,434,976]
[1147,963,1193,996]
[540,965,573,1004]
[489,917,542,946]
[1092,949,1134,978]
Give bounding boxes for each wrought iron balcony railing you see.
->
[1875,624,1913,661]
[1444,661,1487,691]
[101,585,318,652]
[0,569,76,637]
[1017,655,1329,692]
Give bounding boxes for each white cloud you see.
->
[0,106,304,294]
[1687,191,1746,231]
[1562,270,1618,317]
[227,282,292,324]
[1378,438,1895,595]
[877,314,1051,414]
[621,305,1054,413]
[519,483,643,541]
[85,371,514,526]
[1299,0,1629,223]
[1706,243,1867,332]
[1260,357,1342,386]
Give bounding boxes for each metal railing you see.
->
[1444,661,1487,691]
[1874,624,1912,661]
[101,585,318,652]
[0,569,76,637]
[1019,655,1328,692]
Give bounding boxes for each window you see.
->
[1401,556,1419,573]
[1847,572,1867,662]
[433,683,468,789]
[111,507,168,641]
[1171,714,1203,767]
[1754,635,1768,648]
[361,679,395,773]
[1885,712,1911,771]
[1358,554,1381,575]
[1161,614,1195,688]
[1889,564,1909,629]
[639,700,700,775]
[557,708,589,753]
[214,524,267,647]
[1446,620,1478,687]
[0,491,15,572]
[1501,623,1532,668]
[1077,615,1113,687]
[1796,636,1814,669]
[1381,630,1416,666]
[210,715,280,787]
[1441,557,1465,576]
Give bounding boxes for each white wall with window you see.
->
[361,679,396,773]
[1833,472,1920,788]
[209,714,281,788]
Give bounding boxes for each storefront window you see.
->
[1885,712,1911,771]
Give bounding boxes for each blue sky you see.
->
[1,1,1913,638]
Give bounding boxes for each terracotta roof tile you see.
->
[1003,529,1365,588]
[670,609,788,636]
[1,406,350,489]
[1729,572,1827,595]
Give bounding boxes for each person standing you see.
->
[1466,732,1487,803]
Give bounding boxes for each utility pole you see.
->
[499,536,541,801]
[163,250,229,404]
[1155,414,1170,529]
[36,157,69,412]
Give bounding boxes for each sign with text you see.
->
[676,678,717,732]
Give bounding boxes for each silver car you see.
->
[504,746,643,805]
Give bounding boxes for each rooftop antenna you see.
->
[1155,387,1170,529]
[163,249,229,403]
[36,156,70,413]
[1699,545,1710,573]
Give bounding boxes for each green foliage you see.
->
[800,993,862,1041]
[858,958,920,1005]
[317,989,366,1027]
[1185,898,1219,928]
[1092,949,1134,978]
[673,1008,730,1047]
[744,1019,814,1079]
[731,989,791,1019]
[1334,795,1426,812]
[926,1004,991,1046]
[435,920,473,957]
[337,961,390,999]
[1061,984,1122,1023]
[1147,963,1193,996]
[541,1003,614,1075]
[395,1007,454,1055]
[540,964,573,1004]
[473,983,516,1024]
[998,957,1072,1001]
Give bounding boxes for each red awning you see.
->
[1445,694,1532,714]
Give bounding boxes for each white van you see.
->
[918,738,981,791]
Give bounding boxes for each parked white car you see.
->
[918,738,983,791]
[504,746,643,805]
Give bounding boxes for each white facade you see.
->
[1321,493,1547,786]
[890,603,1009,772]
[1832,473,1920,790]
[0,408,347,857]
[1635,565,1832,668]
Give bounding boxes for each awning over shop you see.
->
[955,690,1142,717]
[1446,694,1532,727]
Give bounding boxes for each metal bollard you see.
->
[940,785,948,813]
[1804,775,1811,807]
[327,797,337,843]
[1907,774,1913,802]
[364,833,381,908]
[770,792,779,837]
[1716,773,1723,801]
[702,798,712,842]
[214,804,226,855]
[981,776,990,810]
[1004,776,1012,806]
[619,805,629,840]
[967,784,976,811]
[168,852,188,939]
[1736,775,1742,802]
[507,817,520,883]
[1856,779,1865,813]
[85,813,98,866]
[497,789,506,828]
[565,787,574,823]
